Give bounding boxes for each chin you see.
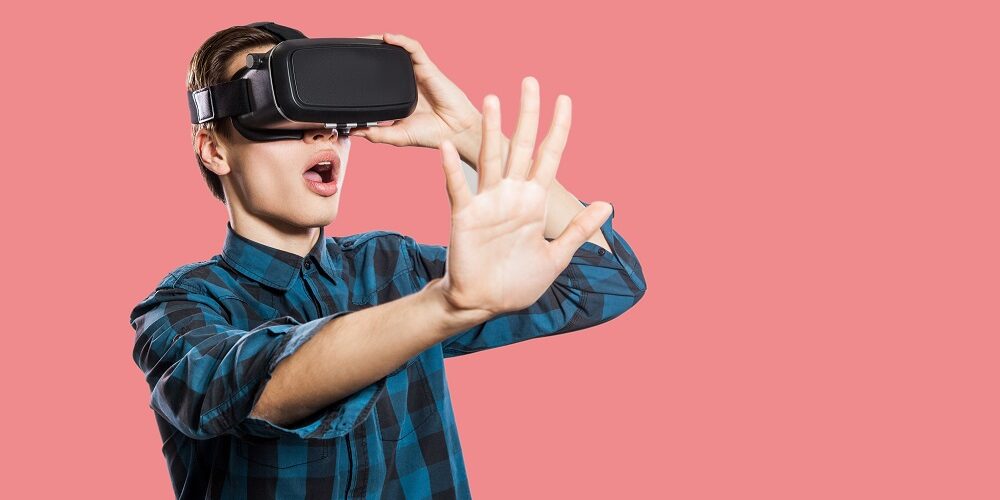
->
[304,205,340,227]
[283,183,343,226]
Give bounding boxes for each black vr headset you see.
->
[187,22,418,141]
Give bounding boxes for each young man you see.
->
[130,25,646,499]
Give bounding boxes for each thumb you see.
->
[350,123,410,146]
[547,202,613,265]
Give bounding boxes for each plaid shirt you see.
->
[130,201,646,499]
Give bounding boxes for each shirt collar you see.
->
[221,222,341,291]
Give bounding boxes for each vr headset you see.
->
[187,21,417,141]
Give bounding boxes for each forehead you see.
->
[225,44,276,80]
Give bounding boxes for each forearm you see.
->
[543,179,611,251]
[453,128,611,251]
[251,278,491,427]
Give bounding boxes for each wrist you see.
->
[449,124,481,167]
[421,278,494,336]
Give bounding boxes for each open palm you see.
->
[435,77,613,316]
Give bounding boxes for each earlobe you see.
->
[196,129,231,176]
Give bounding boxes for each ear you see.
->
[195,127,232,176]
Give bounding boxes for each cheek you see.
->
[241,167,298,199]
[338,138,351,180]
[339,136,352,156]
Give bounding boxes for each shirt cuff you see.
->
[576,200,647,293]
[234,310,386,440]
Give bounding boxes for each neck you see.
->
[228,208,320,258]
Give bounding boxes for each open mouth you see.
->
[303,161,336,183]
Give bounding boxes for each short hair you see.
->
[186,26,280,204]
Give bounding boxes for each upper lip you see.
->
[302,149,341,177]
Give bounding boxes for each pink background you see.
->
[4,1,997,498]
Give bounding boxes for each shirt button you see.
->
[598,248,607,255]
[304,260,312,269]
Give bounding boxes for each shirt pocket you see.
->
[350,266,418,306]
[374,357,439,442]
[236,436,337,470]
[219,295,281,329]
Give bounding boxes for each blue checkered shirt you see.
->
[129,201,646,499]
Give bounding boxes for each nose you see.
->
[303,127,339,143]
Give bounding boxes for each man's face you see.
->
[204,43,352,229]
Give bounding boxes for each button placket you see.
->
[301,272,327,317]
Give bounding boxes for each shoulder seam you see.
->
[339,230,406,250]
[159,260,215,289]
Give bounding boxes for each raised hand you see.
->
[432,77,614,317]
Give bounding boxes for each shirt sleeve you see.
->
[404,200,647,357]
[129,284,385,441]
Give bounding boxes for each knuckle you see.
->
[540,148,562,163]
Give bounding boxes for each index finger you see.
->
[381,33,437,69]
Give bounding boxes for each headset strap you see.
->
[186,22,305,124]
[244,21,307,41]
[187,79,252,124]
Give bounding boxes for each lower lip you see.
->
[304,174,339,196]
